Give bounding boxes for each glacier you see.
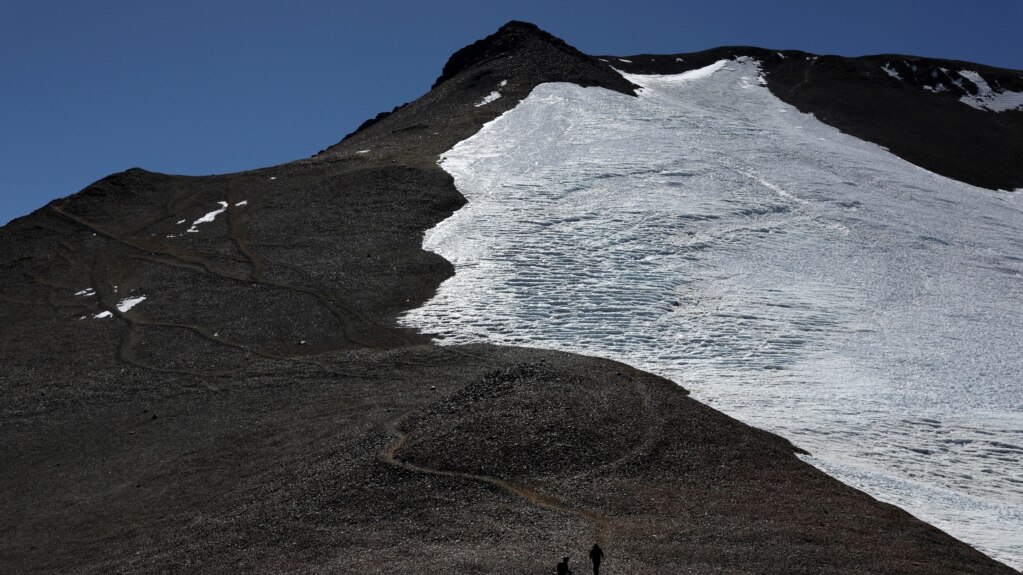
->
[401,59,1023,568]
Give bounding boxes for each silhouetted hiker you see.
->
[589,543,604,575]
[556,556,573,575]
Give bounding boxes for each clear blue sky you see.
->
[2,1,1021,225]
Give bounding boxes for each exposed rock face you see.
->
[1,21,1018,574]
[432,20,637,93]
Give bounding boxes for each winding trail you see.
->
[381,424,616,545]
[378,373,671,547]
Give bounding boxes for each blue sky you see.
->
[2,1,1021,225]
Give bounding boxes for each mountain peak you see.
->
[432,20,593,89]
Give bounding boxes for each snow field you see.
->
[402,59,1023,567]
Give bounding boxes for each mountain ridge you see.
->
[1,21,1019,574]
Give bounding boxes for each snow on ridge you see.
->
[676,59,729,81]
[958,70,1023,112]
[623,59,730,88]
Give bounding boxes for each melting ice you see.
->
[402,59,1023,568]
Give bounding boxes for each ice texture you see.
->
[402,59,1023,568]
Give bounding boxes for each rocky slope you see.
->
[1,21,1018,574]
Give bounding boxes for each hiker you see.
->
[556,556,572,575]
[589,543,604,575]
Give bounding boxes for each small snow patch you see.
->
[881,63,902,80]
[777,52,786,59]
[117,296,146,313]
[270,176,277,180]
[235,200,248,207]
[187,201,229,233]
[356,150,370,154]
[176,219,186,225]
[499,79,508,87]
[94,311,113,319]
[475,91,502,107]
[74,288,96,297]
[618,58,632,63]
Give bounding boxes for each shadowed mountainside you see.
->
[1,21,1019,574]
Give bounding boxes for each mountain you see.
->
[2,21,1019,574]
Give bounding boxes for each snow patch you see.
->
[475,91,502,107]
[627,60,729,89]
[234,200,248,207]
[116,295,146,313]
[356,150,370,154]
[93,311,112,319]
[881,63,901,80]
[74,288,95,297]
[958,70,1023,112]
[186,201,229,233]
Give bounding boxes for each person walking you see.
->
[556,556,573,575]
[589,543,604,575]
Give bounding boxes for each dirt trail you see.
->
[381,424,616,545]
